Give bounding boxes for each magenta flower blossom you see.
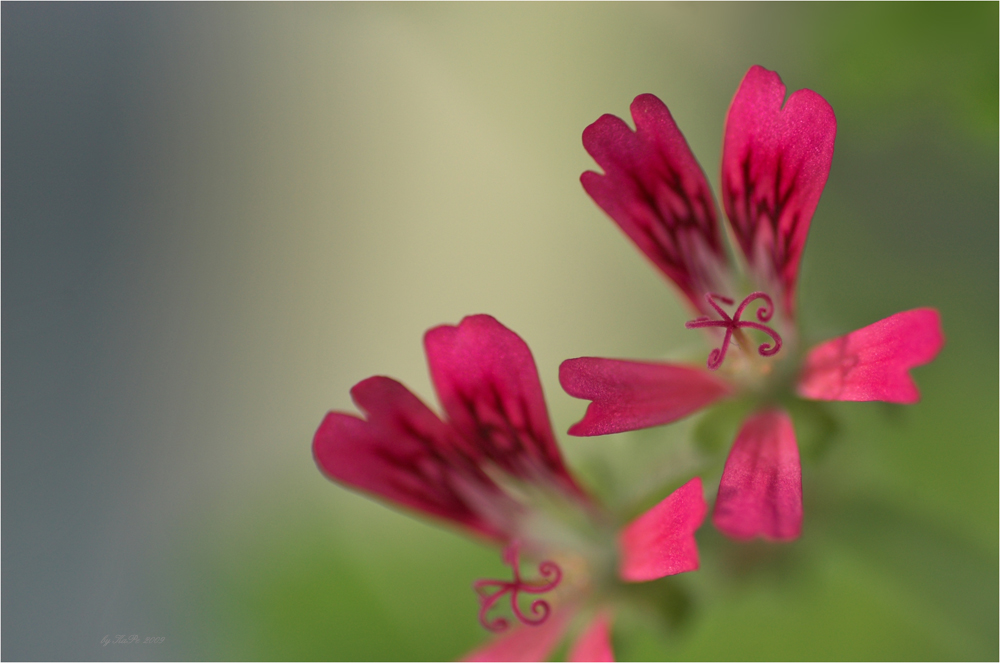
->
[560,66,944,542]
[313,314,707,661]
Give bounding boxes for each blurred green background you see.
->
[3,3,996,660]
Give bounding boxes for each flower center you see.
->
[685,292,782,370]
[473,542,562,632]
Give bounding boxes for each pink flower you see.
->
[561,66,944,542]
[313,314,708,661]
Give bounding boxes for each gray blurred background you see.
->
[3,3,996,660]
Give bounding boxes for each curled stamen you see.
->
[473,542,562,632]
[685,292,783,370]
[734,291,774,323]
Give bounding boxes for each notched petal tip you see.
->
[581,112,640,174]
[797,308,944,404]
[311,374,514,537]
[314,375,441,482]
[628,92,672,126]
[426,314,552,438]
[712,409,802,542]
[580,91,729,310]
[560,358,733,437]
[721,65,836,317]
[426,314,585,497]
[618,477,708,582]
[311,409,356,480]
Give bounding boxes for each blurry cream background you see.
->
[3,4,996,661]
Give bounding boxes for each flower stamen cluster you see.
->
[685,292,782,370]
[473,542,562,632]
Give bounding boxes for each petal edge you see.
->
[462,608,574,662]
[560,358,733,436]
[618,477,707,582]
[426,314,584,495]
[582,93,729,311]
[796,308,944,403]
[721,65,836,316]
[712,409,802,541]
[312,377,501,538]
[568,610,615,662]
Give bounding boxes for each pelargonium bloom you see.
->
[560,66,944,542]
[313,314,708,661]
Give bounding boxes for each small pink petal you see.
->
[568,610,615,662]
[425,315,585,497]
[312,377,502,538]
[796,308,944,404]
[560,358,734,436]
[721,65,836,316]
[712,409,801,541]
[581,93,729,312]
[462,608,573,662]
[619,477,707,581]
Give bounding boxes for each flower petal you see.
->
[425,315,584,496]
[619,477,707,581]
[582,93,729,312]
[560,358,734,436]
[568,610,615,662]
[462,608,574,662]
[721,65,836,316]
[797,308,944,404]
[712,409,802,541]
[313,376,506,538]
